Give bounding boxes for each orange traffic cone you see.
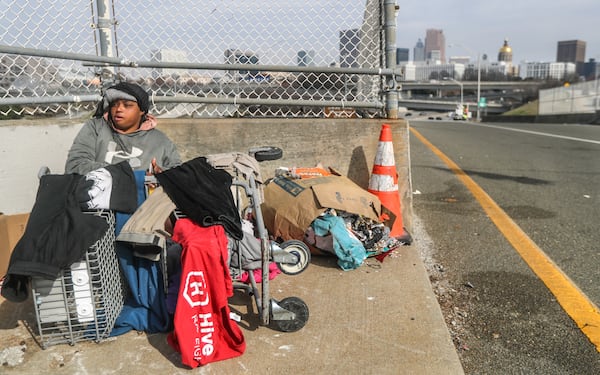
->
[368,124,411,243]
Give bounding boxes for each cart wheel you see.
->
[270,297,309,333]
[249,146,283,161]
[276,240,311,275]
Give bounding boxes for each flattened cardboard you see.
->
[311,178,380,221]
[0,213,30,276]
[261,176,381,241]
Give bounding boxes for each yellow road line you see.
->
[410,126,600,352]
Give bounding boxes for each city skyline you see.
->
[395,0,600,63]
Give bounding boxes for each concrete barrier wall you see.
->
[0,120,83,215]
[0,118,412,232]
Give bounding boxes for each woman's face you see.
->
[109,99,144,133]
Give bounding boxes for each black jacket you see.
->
[157,157,243,240]
[1,162,137,303]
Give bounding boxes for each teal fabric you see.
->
[311,213,366,270]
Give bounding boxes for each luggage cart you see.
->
[229,161,310,332]
[149,147,311,332]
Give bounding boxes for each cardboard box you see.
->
[0,213,30,276]
[261,175,382,242]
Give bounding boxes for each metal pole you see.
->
[383,0,399,119]
[448,43,481,121]
[95,0,115,80]
[476,53,481,121]
[0,44,397,76]
[595,62,599,112]
[0,44,396,110]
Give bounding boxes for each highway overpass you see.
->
[398,80,542,114]
[398,99,506,114]
[400,81,541,91]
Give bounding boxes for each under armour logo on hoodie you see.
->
[105,140,144,168]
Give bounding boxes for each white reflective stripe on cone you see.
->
[374,142,395,166]
[368,174,398,192]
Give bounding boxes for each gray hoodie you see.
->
[65,116,181,175]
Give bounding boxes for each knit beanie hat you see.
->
[94,82,150,117]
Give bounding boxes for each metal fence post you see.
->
[95,0,116,82]
[383,0,399,119]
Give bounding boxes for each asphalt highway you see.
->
[409,118,600,374]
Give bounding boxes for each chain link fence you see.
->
[1,0,399,119]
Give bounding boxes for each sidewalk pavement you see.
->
[0,239,464,374]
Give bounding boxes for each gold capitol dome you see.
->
[498,38,513,62]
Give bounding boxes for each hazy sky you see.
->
[395,1,600,63]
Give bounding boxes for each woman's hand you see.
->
[151,158,163,174]
[146,158,163,190]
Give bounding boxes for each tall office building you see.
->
[413,39,425,62]
[339,29,360,68]
[556,40,586,75]
[396,48,409,64]
[425,29,445,63]
[520,61,576,80]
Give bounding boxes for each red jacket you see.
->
[168,218,245,368]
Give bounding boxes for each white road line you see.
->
[473,123,600,145]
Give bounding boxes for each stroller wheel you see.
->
[270,297,309,332]
[276,240,311,275]
[249,146,283,161]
